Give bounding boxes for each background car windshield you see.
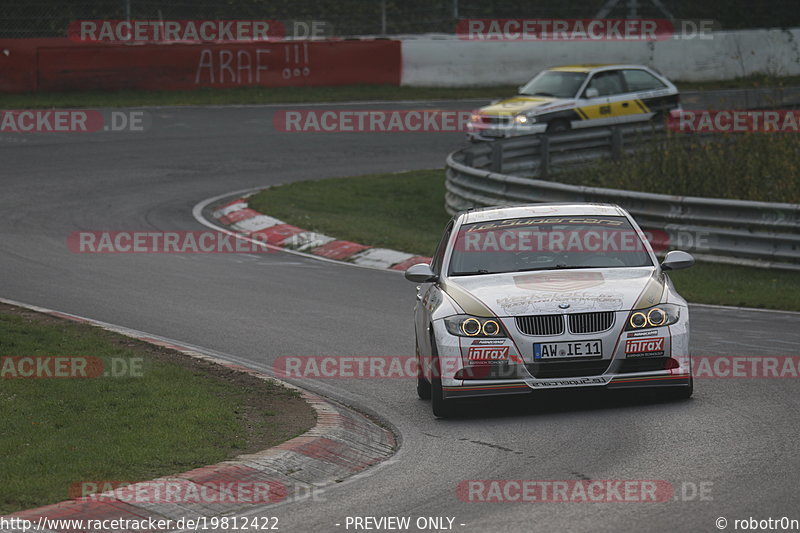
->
[519,71,588,98]
[449,215,653,275]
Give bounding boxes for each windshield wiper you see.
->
[451,269,498,276]
[512,265,602,273]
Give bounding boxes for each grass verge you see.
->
[248,170,450,257]
[556,132,800,204]
[0,303,316,515]
[0,74,798,109]
[247,169,800,311]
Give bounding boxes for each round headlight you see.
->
[462,318,482,336]
[514,114,529,125]
[482,320,500,336]
[648,307,666,326]
[630,312,647,329]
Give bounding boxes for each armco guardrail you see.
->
[445,123,800,270]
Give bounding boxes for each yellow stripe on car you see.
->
[440,280,495,317]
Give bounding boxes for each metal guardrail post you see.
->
[611,127,623,158]
[464,149,474,167]
[489,142,503,173]
[539,135,550,178]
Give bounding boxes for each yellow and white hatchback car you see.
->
[467,64,680,140]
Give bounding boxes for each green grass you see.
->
[1,73,798,109]
[556,132,800,203]
[0,308,314,514]
[667,262,800,311]
[247,169,800,311]
[248,170,451,257]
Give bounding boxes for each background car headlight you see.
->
[443,315,507,337]
[625,303,681,330]
[513,114,535,125]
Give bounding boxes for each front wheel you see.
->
[416,354,431,400]
[547,120,570,133]
[430,340,456,418]
[431,371,455,418]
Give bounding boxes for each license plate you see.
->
[534,340,603,360]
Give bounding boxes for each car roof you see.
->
[458,203,627,224]
[548,64,653,73]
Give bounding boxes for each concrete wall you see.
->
[401,28,800,86]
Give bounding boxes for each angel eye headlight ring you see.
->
[625,304,681,330]
[482,320,500,336]
[648,307,666,327]
[630,312,648,329]
[461,318,482,336]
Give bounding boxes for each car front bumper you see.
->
[466,120,548,141]
[432,312,691,400]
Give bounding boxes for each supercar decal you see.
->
[513,271,605,292]
[497,292,625,314]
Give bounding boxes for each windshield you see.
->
[449,215,653,276]
[519,71,588,98]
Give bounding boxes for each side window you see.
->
[430,221,454,275]
[585,71,625,97]
[622,70,667,92]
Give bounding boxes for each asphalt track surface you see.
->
[2,100,799,532]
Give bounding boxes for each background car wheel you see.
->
[430,337,456,418]
[547,120,570,133]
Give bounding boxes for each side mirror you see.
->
[405,263,438,283]
[584,87,599,99]
[661,250,695,271]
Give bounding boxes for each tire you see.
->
[416,348,431,400]
[430,340,456,418]
[661,377,694,400]
[547,120,570,133]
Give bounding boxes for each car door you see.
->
[619,68,679,121]
[574,70,627,128]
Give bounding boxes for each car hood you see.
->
[478,95,571,117]
[441,268,665,317]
